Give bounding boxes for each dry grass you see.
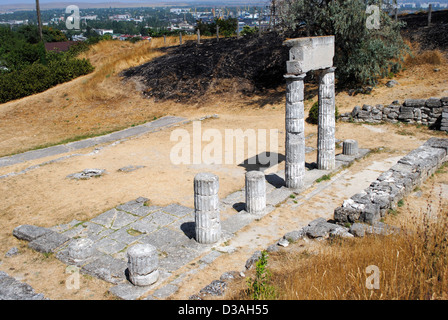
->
[76,35,199,102]
[227,174,448,300]
[404,41,447,66]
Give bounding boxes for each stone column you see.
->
[245,171,266,215]
[284,74,306,189]
[343,139,358,156]
[68,238,94,261]
[194,172,221,244]
[317,67,336,170]
[127,244,159,286]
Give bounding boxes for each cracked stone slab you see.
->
[128,211,177,235]
[110,211,141,230]
[138,228,186,251]
[93,237,128,256]
[158,246,202,272]
[80,255,127,284]
[28,231,70,253]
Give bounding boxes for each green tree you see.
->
[240,25,258,36]
[275,0,408,87]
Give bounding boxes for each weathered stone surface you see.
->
[199,280,227,296]
[128,269,159,287]
[108,282,152,300]
[13,225,52,242]
[426,97,442,108]
[0,271,46,300]
[284,74,306,189]
[81,255,127,284]
[28,231,69,253]
[404,99,426,107]
[283,230,305,243]
[127,243,158,277]
[68,238,94,261]
[343,139,358,156]
[284,36,335,74]
[335,138,448,225]
[317,68,336,170]
[349,223,366,237]
[245,250,262,270]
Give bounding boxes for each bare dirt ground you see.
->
[0,34,447,299]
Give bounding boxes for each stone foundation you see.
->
[334,138,448,225]
[339,97,448,131]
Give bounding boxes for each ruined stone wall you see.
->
[339,97,448,131]
[334,138,448,225]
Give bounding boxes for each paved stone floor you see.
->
[12,149,370,300]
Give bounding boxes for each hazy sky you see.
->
[0,0,194,5]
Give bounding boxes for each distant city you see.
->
[0,1,447,42]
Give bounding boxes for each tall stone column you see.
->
[317,67,336,170]
[194,172,221,244]
[284,74,306,190]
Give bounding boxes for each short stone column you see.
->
[343,139,358,155]
[245,171,266,215]
[194,172,221,244]
[317,67,336,170]
[284,74,306,190]
[127,244,159,286]
[68,238,94,261]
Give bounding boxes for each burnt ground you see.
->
[122,10,448,103]
[400,9,448,50]
[121,32,289,103]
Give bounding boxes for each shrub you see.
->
[275,0,409,87]
[0,53,94,104]
[306,101,339,124]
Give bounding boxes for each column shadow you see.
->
[238,152,285,172]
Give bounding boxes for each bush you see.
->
[0,53,94,104]
[306,101,339,124]
[275,0,408,87]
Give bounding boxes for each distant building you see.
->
[72,35,87,41]
[94,29,114,36]
[170,8,191,15]
[109,14,131,21]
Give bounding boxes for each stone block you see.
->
[13,225,52,242]
[404,99,426,107]
[81,255,127,284]
[28,231,69,253]
[283,36,335,74]
[426,98,442,108]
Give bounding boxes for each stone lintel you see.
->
[283,36,335,74]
